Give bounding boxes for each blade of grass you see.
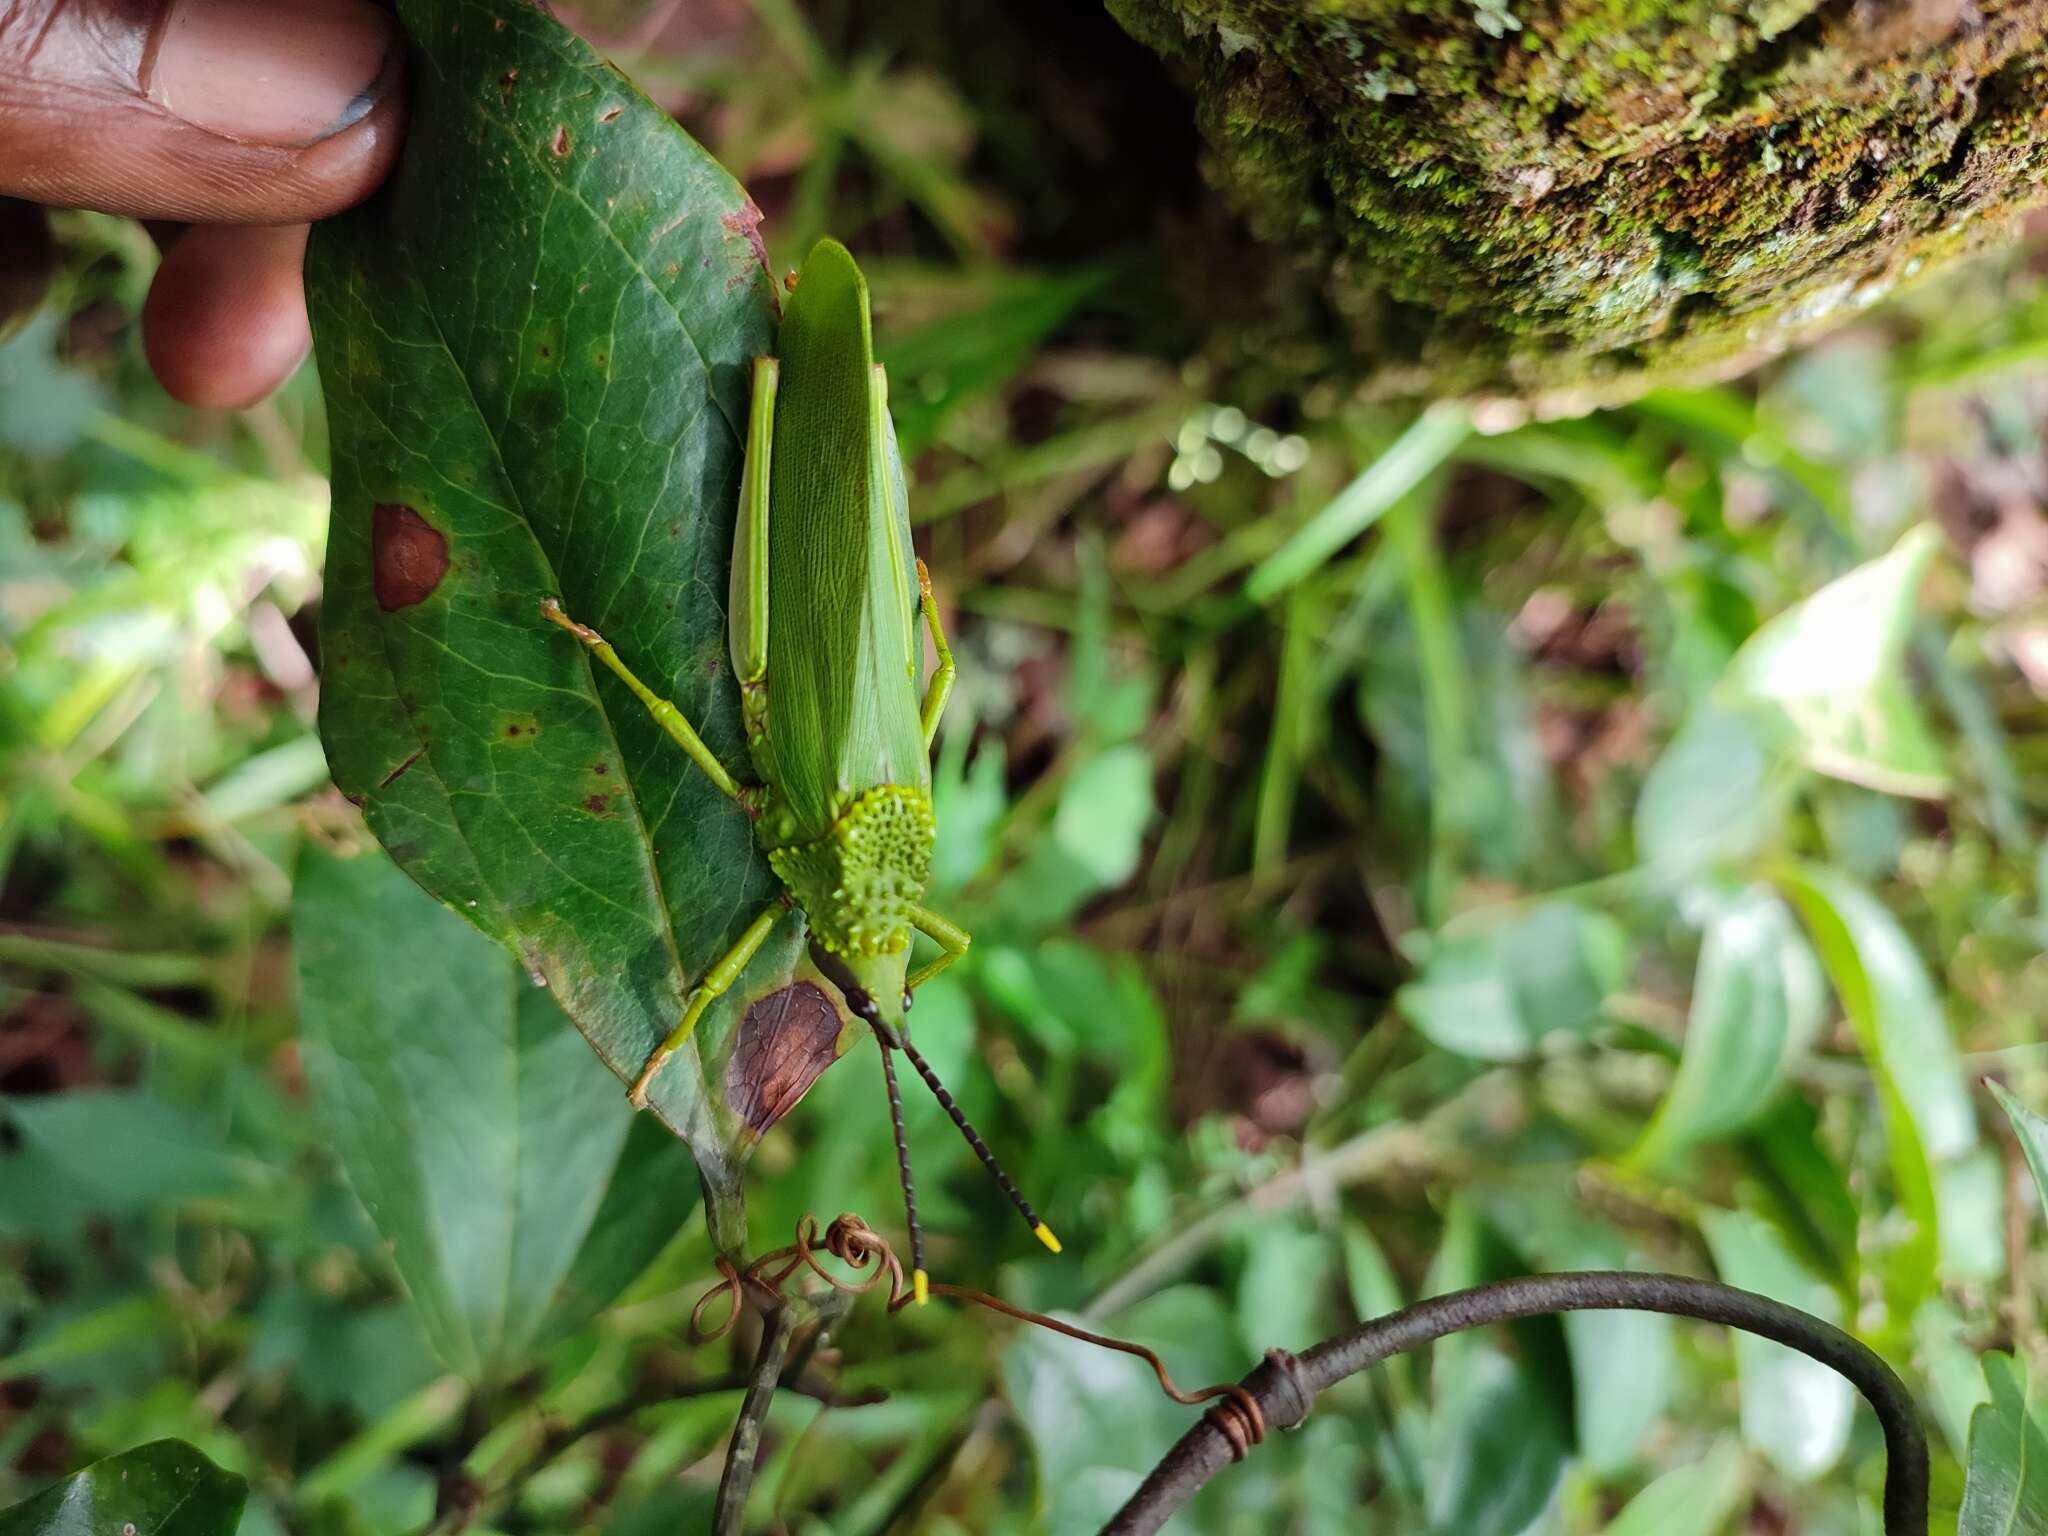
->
[1245,406,1468,603]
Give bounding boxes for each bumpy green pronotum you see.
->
[544,239,1058,1301]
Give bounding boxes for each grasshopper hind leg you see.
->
[915,560,956,751]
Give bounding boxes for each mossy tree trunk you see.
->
[1105,0,2048,405]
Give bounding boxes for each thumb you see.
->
[0,0,404,223]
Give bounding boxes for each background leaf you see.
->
[1633,708,1784,882]
[1003,1287,1238,1532]
[0,1090,269,1219]
[1424,1341,1570,1536]
[1699,1209,1853,1482]
[0,1440,245,1536]
[1637,884,1825,1162]
[1396,901,1631,1063]
[292,846,699,1379]
[306,0,790,1220]
[1991,1081,2048,1214]
[1779,863,1975,1305]
[1718,527,1945,797]
[1960,1353,2048,1536]
[1602,1439,1748,1536]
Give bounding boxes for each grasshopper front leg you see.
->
[540,600,746,802]
[629,902,784,1108]
[540,596,773,1107]
[906,904,970,992]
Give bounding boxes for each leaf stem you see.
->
[712,1304,799,1535]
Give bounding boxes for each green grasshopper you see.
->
[543,238,1056,1304]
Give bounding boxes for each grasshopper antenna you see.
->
[876,1041,929,1305]
[893,1033,1062,1258]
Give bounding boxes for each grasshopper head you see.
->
[809,941,913,1037]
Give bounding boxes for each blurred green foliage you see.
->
[3,3,2047,1533]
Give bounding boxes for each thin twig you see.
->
[712,1304,799,1536]
[1084,1087,1502,1321]
[1099,1272,1929,1536]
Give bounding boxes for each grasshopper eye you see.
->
[902,990,915,1014]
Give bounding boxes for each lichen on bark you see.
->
[1109,0,2048,405]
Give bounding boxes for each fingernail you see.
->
[144,0,399,148]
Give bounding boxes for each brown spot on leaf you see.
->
[593,761,608,775]
[377,747,425,789]
[722,200,768,257]
[584,794,611,816]
[724,982,848,1137]
[499,67,519,97]
[552,125,571,157]
[600,105,623,123]
[722,201,774,302]
[371,503,448,611]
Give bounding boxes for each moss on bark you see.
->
[1109,0,2048,404]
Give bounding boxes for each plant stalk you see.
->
[712,1303,799,1536]
[1100,1271,1928,1536]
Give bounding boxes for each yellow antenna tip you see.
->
[1034,1222,1063,1255]
[913,1269,930,1306]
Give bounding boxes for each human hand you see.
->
[1,0,405,408]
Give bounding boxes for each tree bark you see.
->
[1106,0,2048,406]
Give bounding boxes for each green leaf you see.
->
[1247,406,1469,603]
[0,311,102,457]
[1474,1185,1673,1475]
[1637,884,1824,1163]
[1699,1209,1853,1481]
[1234,1219,1338,1355]
[1601,1440,1748,1536]
[1718,525,1946,798]
[1917,1300,1993,1455]
[1938,1148,2009,1285]
[292,847,699,1379]
[305,0,791,1218]
[1424,1341,1570,1536]
[1633,707,1785,881]
[877,266,1109,456]
[1341,1220,1405,1321]
[0,1090,268,1219]
[1396,900,1632,1063]
[1742,1097,1860,1286]
[0,1440,246,1536]
[1003,1287,1237,1531]
[1990,1081,2048,1217]
[1051,743,1156,890]
[1959,1353,2048,1536]
[1779,863,1974,1304]
[1414,1198,1572,1534]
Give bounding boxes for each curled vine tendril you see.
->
[685,1212,1275,1456]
